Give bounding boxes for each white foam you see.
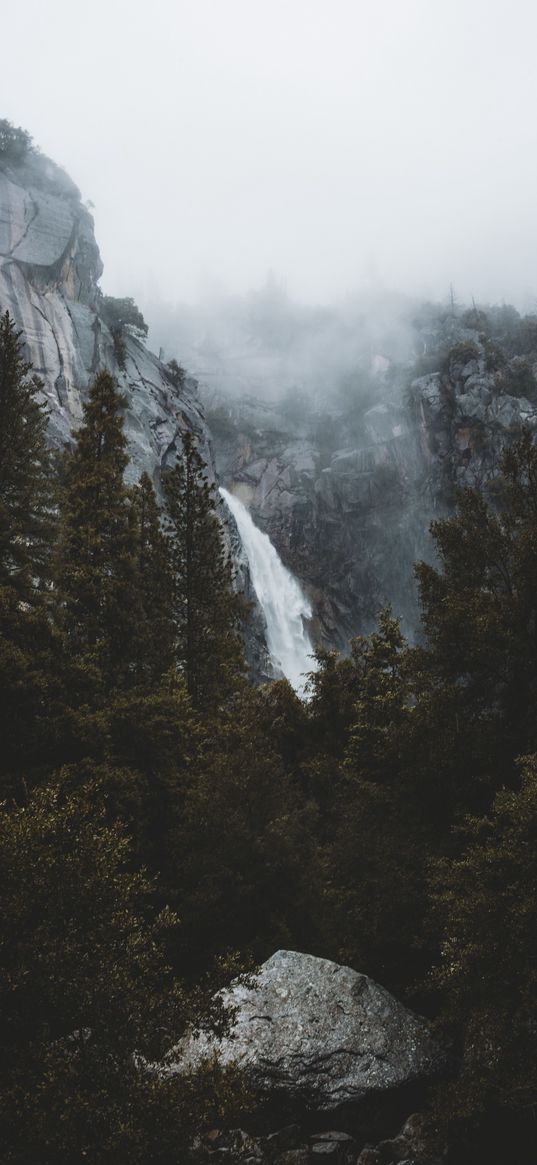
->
[220,487,315,695]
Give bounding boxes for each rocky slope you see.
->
[206,312,537,651]
[0,143,272,677]
[208,393,427,650]
[4,143,535,664]
[0,147,209,476]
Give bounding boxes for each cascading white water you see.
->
[220,487,315,695]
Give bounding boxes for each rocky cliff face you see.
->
[207,313,537,652]
[410,333,537,503]
[0,149,209,478]
[205,391,430,651]
[0,145,272,678]
[4,145,534,665]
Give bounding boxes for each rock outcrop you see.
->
[0,148,209,480]
[207,392,432,650]
[0,145,272,677]
[4,144,534,666]
[206,314,537,652]
[411,349,537,501]
[174,950,443,1111]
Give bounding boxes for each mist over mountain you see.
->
[4,0,537,310]
[141,280,417,406]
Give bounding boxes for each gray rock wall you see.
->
[4,145,532,665]
[0,151,210,478]
[0,147,272,679]
[207,318,537,653]
[208,394,433,651]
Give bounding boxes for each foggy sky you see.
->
[2,0,537,312]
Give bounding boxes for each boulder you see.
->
[173,950,443,1111]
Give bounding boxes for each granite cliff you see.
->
[3,140,536,664]
[0,142,272,678]
[205,308,537,651]
[0,147,209,478]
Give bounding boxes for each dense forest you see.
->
[1,306,537,1163]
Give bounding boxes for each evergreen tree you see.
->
[54,371,141,695]
[131,471,175,688]
[0,310,52,600]
[344,609,409,783]
[162,431,245,710]
[169,685,318,975]
[430,758,537,1159]
[0,780,243,1163]
[315,613,426,991]
[411,429,537,816]
[0,311,63,797]
[94,673,202,889]
[306,646,362,763]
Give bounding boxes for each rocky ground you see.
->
[192,1112,444,1165]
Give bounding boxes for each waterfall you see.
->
[220,488,315,694]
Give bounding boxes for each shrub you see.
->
[165,358,187,390]
[441,341,480,376]
[99,296,148,369]
[0,119,33,161]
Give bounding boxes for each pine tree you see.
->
[54,371,141,695]
[0,779,242,1163]
[0,312,63,796]
[169,684,316,975]
[162,431,245,710]
[316,612,426,991]
[131,471,175,688]
[430,758,537,1154]
[411,429,537,814]
[0,310,53,600]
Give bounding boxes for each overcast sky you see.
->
[2,0,537,310]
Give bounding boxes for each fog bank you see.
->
[2,0,537,309]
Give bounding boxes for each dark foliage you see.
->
[1,310,537,1161]
[99,295,148,367]
[162,431,246,710]
[0,119,33,160]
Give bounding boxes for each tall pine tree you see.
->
[54,371,141,696]
[162,431,245,711]
[0,310,53,600]
[0,311,61,796]
[0,779,242,1164]
[131,471,175,688]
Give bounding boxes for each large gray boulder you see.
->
[174,950,443,1110]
